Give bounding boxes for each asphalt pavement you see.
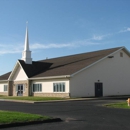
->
[0,98,130,130]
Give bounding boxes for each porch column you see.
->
[8,81,13,96]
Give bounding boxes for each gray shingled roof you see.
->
[0,47,122,80]
[0,72,11,80]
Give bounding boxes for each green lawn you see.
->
[105,102,130,109]
[0,110,50,124]
[0,95,65,101]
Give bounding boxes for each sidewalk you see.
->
[0,98,95,104]
[0,96,129,104]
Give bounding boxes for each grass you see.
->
[105,102,130,109]
[0,110,50,124]
[0,95,65,101]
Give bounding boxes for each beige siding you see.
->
[12,65,28,81]
[0,84,4,92]
[0,82,8,95]
[70,50,130,97]
[30,78,70,97]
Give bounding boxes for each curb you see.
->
[0,96,129,104]
[33,98,96,103]
[0,98,96,104]
[0,99,34,104]
[0,118,62,129]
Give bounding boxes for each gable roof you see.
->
[0,72,11,81]
[20,46,123,78]
[8,61,28,81]
[0,47,125,80]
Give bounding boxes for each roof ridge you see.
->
[0,46,124,80]
[38,46,122,62]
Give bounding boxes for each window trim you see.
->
[4,85,8,92]
[32,83,42,92]
[53,82,65,92]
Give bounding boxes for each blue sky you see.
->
[0,0,130,75]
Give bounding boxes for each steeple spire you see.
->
[24,24,29,51]
[22,22,32,64]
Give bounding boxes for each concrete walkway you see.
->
[0,95,129,103]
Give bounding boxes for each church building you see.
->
[0,27,130,97]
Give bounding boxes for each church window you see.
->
[53,83,65,92]
[33,84,42,92]
[4,85,8,92]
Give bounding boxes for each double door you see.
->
[17,84,23,96]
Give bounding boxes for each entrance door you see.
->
[17,84,23,96]
[95,83,103,97]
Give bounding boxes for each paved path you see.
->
[0,99,130,130]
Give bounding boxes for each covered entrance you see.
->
[95,83,103,97]
[17,84,24,96]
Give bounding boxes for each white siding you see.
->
[31,79,69,93]
[70,50,130,97]
[0,82,8,92]
[12,66,28,81]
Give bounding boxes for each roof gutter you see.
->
[29,75,71,80]
[0,80,8,82]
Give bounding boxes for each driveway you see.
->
[0,99,130,130]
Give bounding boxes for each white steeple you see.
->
[22,23,32,64]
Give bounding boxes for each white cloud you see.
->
[0,43,23,55]
[92,33,112,41]
[4,26,130,55]
[92,27,130,41]
[93,35,104,40]
[119,27,130,33]
[0,39,102,55]
[30,39,102,50]
[30,43,75,49]
[127,28,130,31]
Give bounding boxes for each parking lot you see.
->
[0,99,130,130]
